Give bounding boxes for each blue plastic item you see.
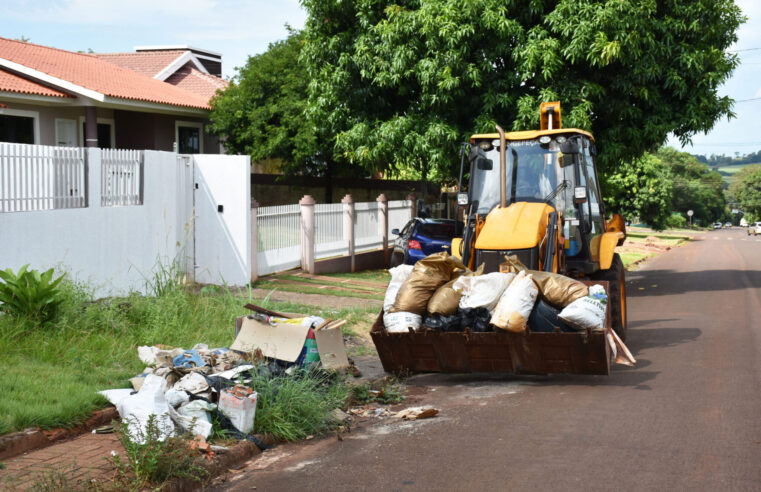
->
[172,349,206,368]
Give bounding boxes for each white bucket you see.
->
[218,388,258,434]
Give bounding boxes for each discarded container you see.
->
[218,384,258,434]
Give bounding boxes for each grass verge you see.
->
[252,279,384,301]
[0,278,374,434]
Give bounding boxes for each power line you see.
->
[729,47,761,52]
[735,97,761,103]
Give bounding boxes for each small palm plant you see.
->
[0,265,65,322]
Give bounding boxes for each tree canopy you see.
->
[729,165,761,221]
[301,0,744,181]
[601,146,727,229]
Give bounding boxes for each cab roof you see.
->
[470,128,594,143]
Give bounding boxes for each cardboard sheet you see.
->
[314,327,350,369]
[231,318,309,362]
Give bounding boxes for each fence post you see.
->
[300,195,315,274]
[377,193,389,266]
[88,147,101,209]
[407,193,416,220]
[250,197,259,283]
[342,194,355,272]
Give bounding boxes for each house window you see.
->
[78,117,115,148]
[81,122,113,148]
[0,111,38,144]
[175,121,203,154]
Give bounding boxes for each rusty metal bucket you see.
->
[370,281,611,375]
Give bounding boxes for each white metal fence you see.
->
[254,197,413,276]
[355,201,382,252]
[257,204,301,275]
[0,142,86,212]
[101,149,143,206]
[315,202,345,260]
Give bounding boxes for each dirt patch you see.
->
[250,288,382,310]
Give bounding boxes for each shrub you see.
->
[0,265,65,322]
[665,213,687,229]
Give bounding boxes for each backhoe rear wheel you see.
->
[591,253,627,341]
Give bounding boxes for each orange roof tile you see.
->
[164,63,228,100]
[0,68,73,98]
[95,51,187,77]
[0,37,212,110]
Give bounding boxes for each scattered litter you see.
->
[173,349,207,369]
[174,372,210,395]
[188,435,215,461]
[393,407,439,420]
[115,375,174,443]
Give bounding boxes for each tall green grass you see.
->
[0,278,371,434]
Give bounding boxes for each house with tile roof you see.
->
[0,38,228,153]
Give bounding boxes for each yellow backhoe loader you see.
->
[371,102,627,375]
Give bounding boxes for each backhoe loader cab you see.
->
[454,103,627,340]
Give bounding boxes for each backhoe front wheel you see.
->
[591,253,627,341]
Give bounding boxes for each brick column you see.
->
[406,193,416,220]
[300,195,315,274]
[342,194,355,272]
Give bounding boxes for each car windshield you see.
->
[469,139,571,215]
[416,222,459,239]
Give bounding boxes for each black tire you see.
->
[591,253,627,341]
[390,251,405,268]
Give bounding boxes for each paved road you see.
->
[217,228,761,491]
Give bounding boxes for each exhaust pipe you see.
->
[496,124,506,209]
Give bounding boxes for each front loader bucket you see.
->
[371,281,611,375]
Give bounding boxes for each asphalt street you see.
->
[218,228,761,492]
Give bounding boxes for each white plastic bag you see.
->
[559,287,608,331]
[170,400,216,439]
[173,372,209,394]
[383,311,422,333]
[99,388,133,407]
[137,346,159,365]
[384,265,414,311]
[490,271,539,332]
[164,389,190,408]
[454,272,515,311]
[115,375,174,443]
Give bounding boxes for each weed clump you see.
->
[111,414,208,491]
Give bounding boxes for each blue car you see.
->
[390,218,464,266]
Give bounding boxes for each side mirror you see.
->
[391,228,400,235]
[574,186,587,204]
[476,157,493,170]
[457,193,469,205]
[560,140,580,155]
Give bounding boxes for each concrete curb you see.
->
[0,407,118,461]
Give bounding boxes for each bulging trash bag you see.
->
[453,272,515,311]
[384,311,422,333]
[559,285,608,331]
[422,313,462,331]
[391,252,466,315]
[115,374,175,443]
[428,265,483,315]
[528,299,575,333]
[490,271,539,333]
[458,307,494,332]
[384,264,414,312]
[502,255,588,308]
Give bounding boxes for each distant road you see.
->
[218,227,761,492]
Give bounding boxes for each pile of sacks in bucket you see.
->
[98,343,264,443]
[383,252,635,366]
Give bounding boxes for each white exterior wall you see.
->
[0,149,251,297]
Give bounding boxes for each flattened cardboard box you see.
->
[231,317,309,363]
[314,327,349,369]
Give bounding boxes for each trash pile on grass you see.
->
[382,252,635,366]
[99,304,353,450]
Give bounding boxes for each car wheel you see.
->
[591,253,627,341]
[390,252,405,268]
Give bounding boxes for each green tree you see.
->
[301,0,744,181]
[207,30,363,201]
[601,152,673,230]
[658,147,726,225]
[730,165,761,219]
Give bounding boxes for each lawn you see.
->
[0,279,377,435]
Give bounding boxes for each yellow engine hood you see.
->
[474,202,555,250]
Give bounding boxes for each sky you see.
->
[2,0,758,158]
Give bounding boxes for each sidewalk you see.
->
[1,433,123,490]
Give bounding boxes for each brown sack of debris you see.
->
[427,264,483,315]
[391,252,466,315]
[502,255,588,307]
